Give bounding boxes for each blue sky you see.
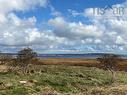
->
[16,0,126,27]
[0,0,127,54]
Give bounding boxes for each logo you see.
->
[93,5,125,17]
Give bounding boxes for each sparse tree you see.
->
[16,48,38,67]
[97,54,121,83]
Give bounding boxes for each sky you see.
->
[0,0,127,54]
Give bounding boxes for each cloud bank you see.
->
[0,0,127,53]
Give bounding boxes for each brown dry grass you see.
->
[38,58,127,71]
[1,58,127,71]
[0,65,8,72]
[39,58,99,66]
[36,85,127,95]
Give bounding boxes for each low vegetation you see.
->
[1,65,127,95]
[0,48,127,95]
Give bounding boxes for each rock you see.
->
[19,81,27,84]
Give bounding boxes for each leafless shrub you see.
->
[97,54,121,83]
[0,53,13,65]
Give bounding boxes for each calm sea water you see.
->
[1,53,127,59]
[38,54,127,59]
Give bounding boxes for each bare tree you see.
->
[97,54,121,83]
[16,48,38,67]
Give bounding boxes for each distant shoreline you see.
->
[0,53,127,59]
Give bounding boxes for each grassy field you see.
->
[1,63,127,95]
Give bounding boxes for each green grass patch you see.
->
[1,65,127,94]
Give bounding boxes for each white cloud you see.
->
[47,1,127,53]
[116,36,125,45]
[68,9,82,17]
[0,0,59,47]
[0,13,65,48]
[0,0,127,53]
[78,2,127,52]
[49,17,103,40]
[49,4,62,16]
[0,0,47,13]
